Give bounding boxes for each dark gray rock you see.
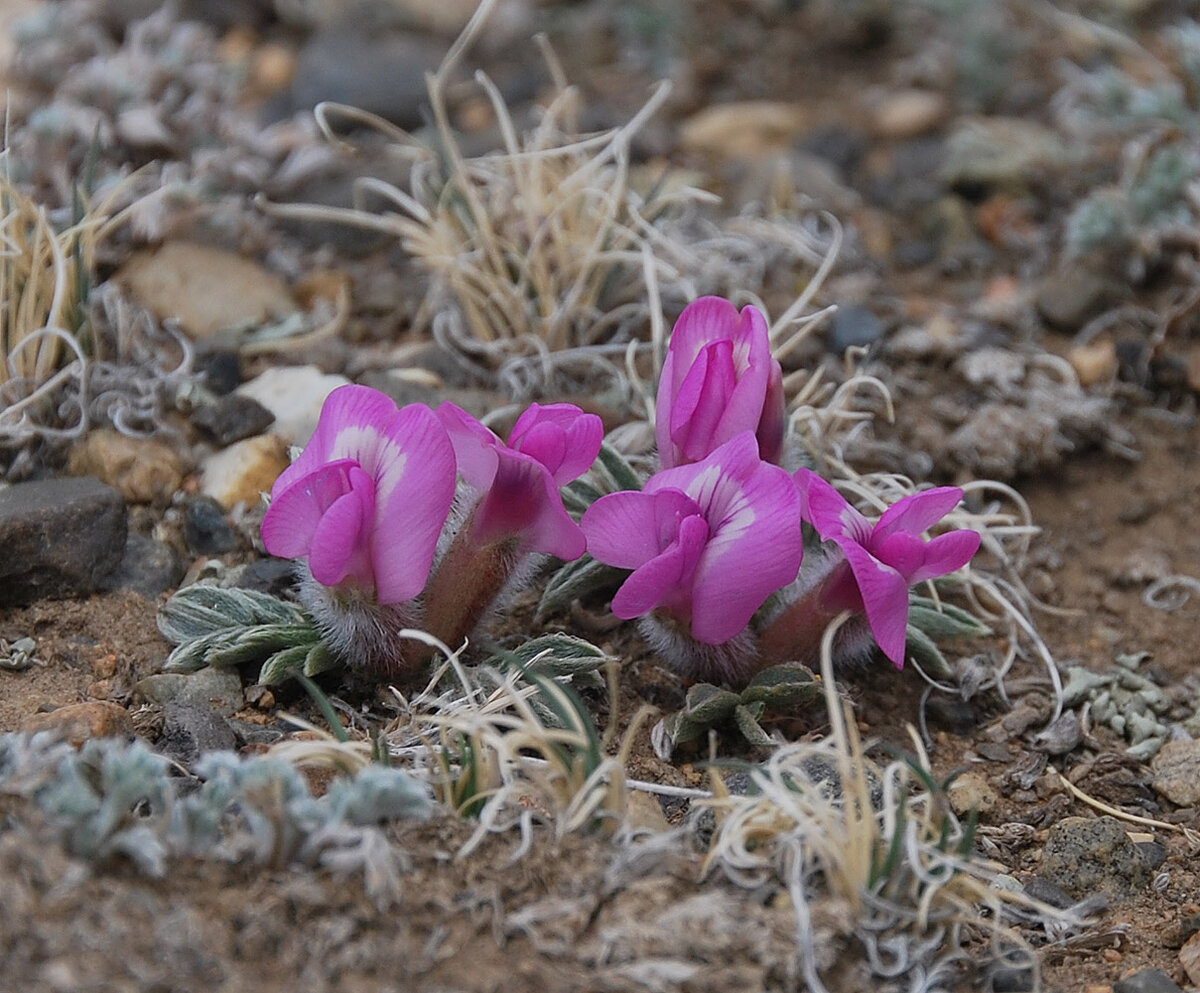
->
[830,304,888,353]
[0,476,127,607]
[285,28,445,129]
[989,964,1034,992]
[183,495,238,555]
[192,395,275,447]
[1113,968,1185,993]
[1020,875,1074,909]
[237,558,297,598]
[197,349,242,395]
[1036,815,1151,900]
[158,702,237,767]
[924,697,977,733]
[796,124,868,182]
[1136,840,1168,871]
[1035,269,1113,332]
[98,533,184,598]
[136,668,245,718]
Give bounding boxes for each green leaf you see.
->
[537,555,628,617]
[733,704,774,748]
[904,624,953,680]
[561,479,603,515]
[592,441,644,493]
[257,644,314,686]
[162,631,232,673]
[303,640,341,678]
[498,633,614,679]
[681,683,740,725]
[740,664,821,709]
[157,585,304,644]
[908,597,991,639]
[205,624,319,668]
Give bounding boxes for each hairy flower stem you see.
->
[756,561,876,669]
[422,512,523,658]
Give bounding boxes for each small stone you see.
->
[679,101,810,160]
[191,394,275,447]
[236,558,297,597]
[1032,710,1083,756]
[941,118,1070,194]
[924,697,977,733]
[1021,876,1075,909]
[158,702,237,767]
[1037,815,1151,900]
[197,350,243,395]
[235,366,351,446]
[200,434,291,511]
[1035,270,1113,332]
[1070,340,1119,387]
[1114,968,1185,993]
[829,304,887,353]
[286,27,444,128]
[183,495,239,556]
[989,964,1035,992]
[115,104,174,153]
[1150,740,1200,807]
[1180,934,1200,988]
[0,477,127,607]
[115,241,298,342]
[1135,840,1168,871]
[18,701,135,745]
[870,89,949,140]
[947,771,999,816]
[98,534,184,599]
[67,428,188,505]
[135,667,246,718]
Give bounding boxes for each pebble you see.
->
[1021,876,1075,910]
[183,495,239,555]
[191,394,275,447]
[869,88,949,140]
[135,667,246,719]
[947,770,999,816]
[284,26,444,128]
[1035,269,1113,332]
[796,124,868,181]
[115,241,299,342]
[940,117,1070,195]
[66,429,188,506]
[1150,740,1200,807]
[157,702,237,767]
[1070,339,1119,387]
[196,350,243,395]
[236,558,298,597]
[1036,815,1151,900]
[235,366,350,446]
[678,101,810,160]
[1031,710,1083,756]
[0,477,127,607]
[1181,932,1200,987]
[829,304,888,353]
[199,433,291,511]
[98,534,184,599]
[18,701,135,746]
[1113,969,1185,993]
[924,697,978,733]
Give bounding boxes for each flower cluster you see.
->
[581,296,982,681]
[262,385,602,674]
[261,295,980,686]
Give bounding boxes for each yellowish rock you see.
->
[947,770,999,816]
[679,101,810,160]
[870,89,949,140]
[1069,339,1118,387]
[115,241,298,341]
[200,433,291,511]
[68,428,187,505]
[19,701,135,746]
[1181,929,1200,987]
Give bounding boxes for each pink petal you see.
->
[794,468,871,545]
[436,402,500,488]
[470,451,586,560]
[871,531,929,583]
[307,466,375,588]
[689,459,803,644]
[520,462,589,560]
[669,340,736,463]
[581,488,703,570]
[274,386,399,495]
[611,513,709,619]
[839,541,912,668]
[908,529,981,585]
[875,486,965,540]
[262,459,358,559]
[369,404,458,603]
[755,357,786,464]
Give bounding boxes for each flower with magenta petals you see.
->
[793,469,982,667]
[656,296,786,469]
[436,401,603,560]
[583,432,803,646]
[261,385,456,604]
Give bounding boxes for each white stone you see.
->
[235,366,350,446]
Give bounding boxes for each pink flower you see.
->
[656,296,786,469]
[261,385,456,604]
[437,401,603,560]
[794,469,982,667]
[582,432,803,645]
